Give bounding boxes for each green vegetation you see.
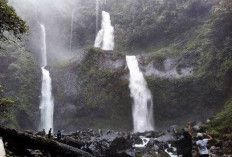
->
[0,35,40,129]
[75,48,132,130]
[0,0,27,38]
[0,85,14,116]
[107,0,217,52]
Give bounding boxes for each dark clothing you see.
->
[183,152,192,157]
[57,131,61,140]
[176,132,192,157]
[48,129,52,139]
[199,155,209,157]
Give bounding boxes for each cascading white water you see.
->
[126,56,154,132]
[41,25,47,67]
[0,137,6,157]
[39,24,54,133]
[94,11,114,51]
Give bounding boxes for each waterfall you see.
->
[70,10,74,51]
[94,11,114,51]
[39,24,54,133]
[41,25,47,67]
[126,56,154,132]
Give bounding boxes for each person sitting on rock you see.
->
[176,122,192,157]
[57,130,62,140]
[196,131,213,157]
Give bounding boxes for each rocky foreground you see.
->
[0,121,231,157]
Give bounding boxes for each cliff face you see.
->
[49,46,226,131]
[0,35,41,130]
[50,48,132,131]
[1,0,231,132]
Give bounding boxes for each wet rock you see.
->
[155,133,176,143]
[35,130,46,137]
[134,137,143,145]
[89,133,132,157]
[166,147,175,153]
[144,131,156,138]
[167,125,178,134]
[192,124,201,131]
[210,146,224,156]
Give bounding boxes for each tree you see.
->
[0,85,14,112]
[0,0,27,38]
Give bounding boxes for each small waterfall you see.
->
[39,24,54,133]
[94,11,114,51]
[70,10,74,51]
[126,56,154,132]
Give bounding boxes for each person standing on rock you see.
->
[57,130,62,140]
[48,128,52,139]
[196,131,213,157]
[176,122,192,157]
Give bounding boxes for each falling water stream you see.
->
[126,56,154,132]
[39,24,54,133]
[94,11,114,50]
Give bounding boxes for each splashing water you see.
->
[126,56,154,132]
[39,24,54,133]
[94,11,114,51]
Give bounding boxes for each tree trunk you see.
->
[0,125,93,157]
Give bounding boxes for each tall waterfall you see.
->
[94,11,114,51]
[126,56,154,132]
[39,24,54,133]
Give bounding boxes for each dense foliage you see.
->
[0,35,40,129]
[0,0,27,37]
[0,85,14,111]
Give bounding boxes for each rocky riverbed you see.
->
[1,120,231,157]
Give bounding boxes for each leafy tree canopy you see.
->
[0,0,27,38]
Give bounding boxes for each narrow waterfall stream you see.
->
[126,56,154,132]
[94,11,114,50]
[39,24,54,133]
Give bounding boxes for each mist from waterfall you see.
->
[70,10,74,51]
[39,24,54,133]
[96,0,99,34]
[126,56,154,132]
[94,11,114,51]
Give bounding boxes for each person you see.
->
[176,122,192,157]
[48,128,52,139]
[57,130,62,140]
[196,131,213,157]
